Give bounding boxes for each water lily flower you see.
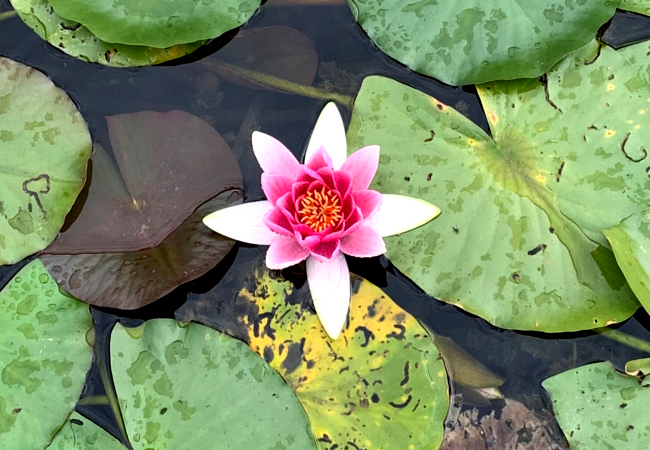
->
[203,103,440,339]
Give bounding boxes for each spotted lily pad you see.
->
[110,320,316,450]
[618,0,650,17]
[41,110,242,309]
[46,0,260,48]
[0,57,91,266]
[604,209,650,316]
[543,362,650,448]
[176,256,450,450]
[0,260,93,450]
[346,0,617,85]
[47,412,124,450]
[346,41,650,332]
[10,0,203,67]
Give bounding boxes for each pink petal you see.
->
[310,239,341,262]
[203,201,280,245]
[306,254,350,339]
[352,190,383,219]
[333,170,353,199]
[263,207,294,237]
[292,182,310,201]
[340,225,386,258]
[306,146,333,171]
[252,131,301,177]
[261,174,293,205]
[266,236,310,269]
[297,165,321,183]
[340,145,380,191]
[304,103,348,170]
[277,192,297,218]
[342,207,363,235]
[295,231,321,251]
[317,167,335,189]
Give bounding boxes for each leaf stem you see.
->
[596,327,650,355]
[0,11,17,22]
[202,60,354,109]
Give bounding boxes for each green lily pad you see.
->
[0,260,93,449]
[10,0,203,67]
[176,257,450,450]
[625,357,650,376]
[346,41,650,332]
[47,412,125,450]
[0,57,91,266]
[346,0,617,85]
[605,209,650,315]
[619,0,650,17]
[46,0,260,48]
[110,320,316,450]
[543,362,650,448]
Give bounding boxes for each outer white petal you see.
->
[306,254,350,339]
[368,194,441,237]
[202,201,279,245]
[304,102,347,169]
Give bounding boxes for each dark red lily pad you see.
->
[46,110,242,253]
[211,26,318,90]
[40,110,243,309]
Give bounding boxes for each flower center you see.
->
[298,187,342,232]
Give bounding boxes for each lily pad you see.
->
[543,362,650,448]
[0,57,91,266]
[10,0,203,67]
[346,0,617,85]
[346,41,650,332]
[625,357,650,376]
[605,210,650,315]
[619,0,650,17]
[0,260,93,450]
[110,320,316,450]
[176,257,450,450]
[47,412,124,450]
[46,0,260,48]
[41,111,242,309]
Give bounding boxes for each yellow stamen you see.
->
[298,187,342,232]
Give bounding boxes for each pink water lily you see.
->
[203,103,440,339]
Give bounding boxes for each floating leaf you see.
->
[0,57,91,266]
[618,0,650,17]
[346,0,617,85]
[176,256,449,450]
[347,40,650,332]
[625,357,650,376]
[46,0,260,48]
[47,412,124,450]
[0,260,93,450]
[212,26,318,90]
[40,110,242,309]
[605,209,650,315]
[543,362,650,448]
[10,0,203,67]
[110,320,316,450]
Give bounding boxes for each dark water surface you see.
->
[2,1,650,447]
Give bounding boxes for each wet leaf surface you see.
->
[619,0,650,17]
[176,255,449,450]
[347,41,650,332]
[111,319,316,450]
[10,0,203,67]
[543,361,650,449]
[346,0,617,85]
[46,412,124,450]
[0,260,93,450]
[46,0,260,48]
[0,57,91,265]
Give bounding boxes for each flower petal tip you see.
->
[372,194,442,237]
[305,102,347,169]
[306,254,350,340]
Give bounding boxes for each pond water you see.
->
[2,1,650,448]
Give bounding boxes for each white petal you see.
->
[368,194,441,237]
[304,102,347,169]
[202,201,279,245]
[306,254,350,339]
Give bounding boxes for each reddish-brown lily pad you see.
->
[40,110,243,309]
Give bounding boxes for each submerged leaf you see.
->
[543,362,650,449]
[176,256,450,450]
[111,320,316,450]
[347,41,650,332]
[46,0,260,48]
[0,57,91,265]
[0,260,93,450]
[10,0,203,67]
[346,0,617,85]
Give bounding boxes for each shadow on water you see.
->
[3,0,650,446]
